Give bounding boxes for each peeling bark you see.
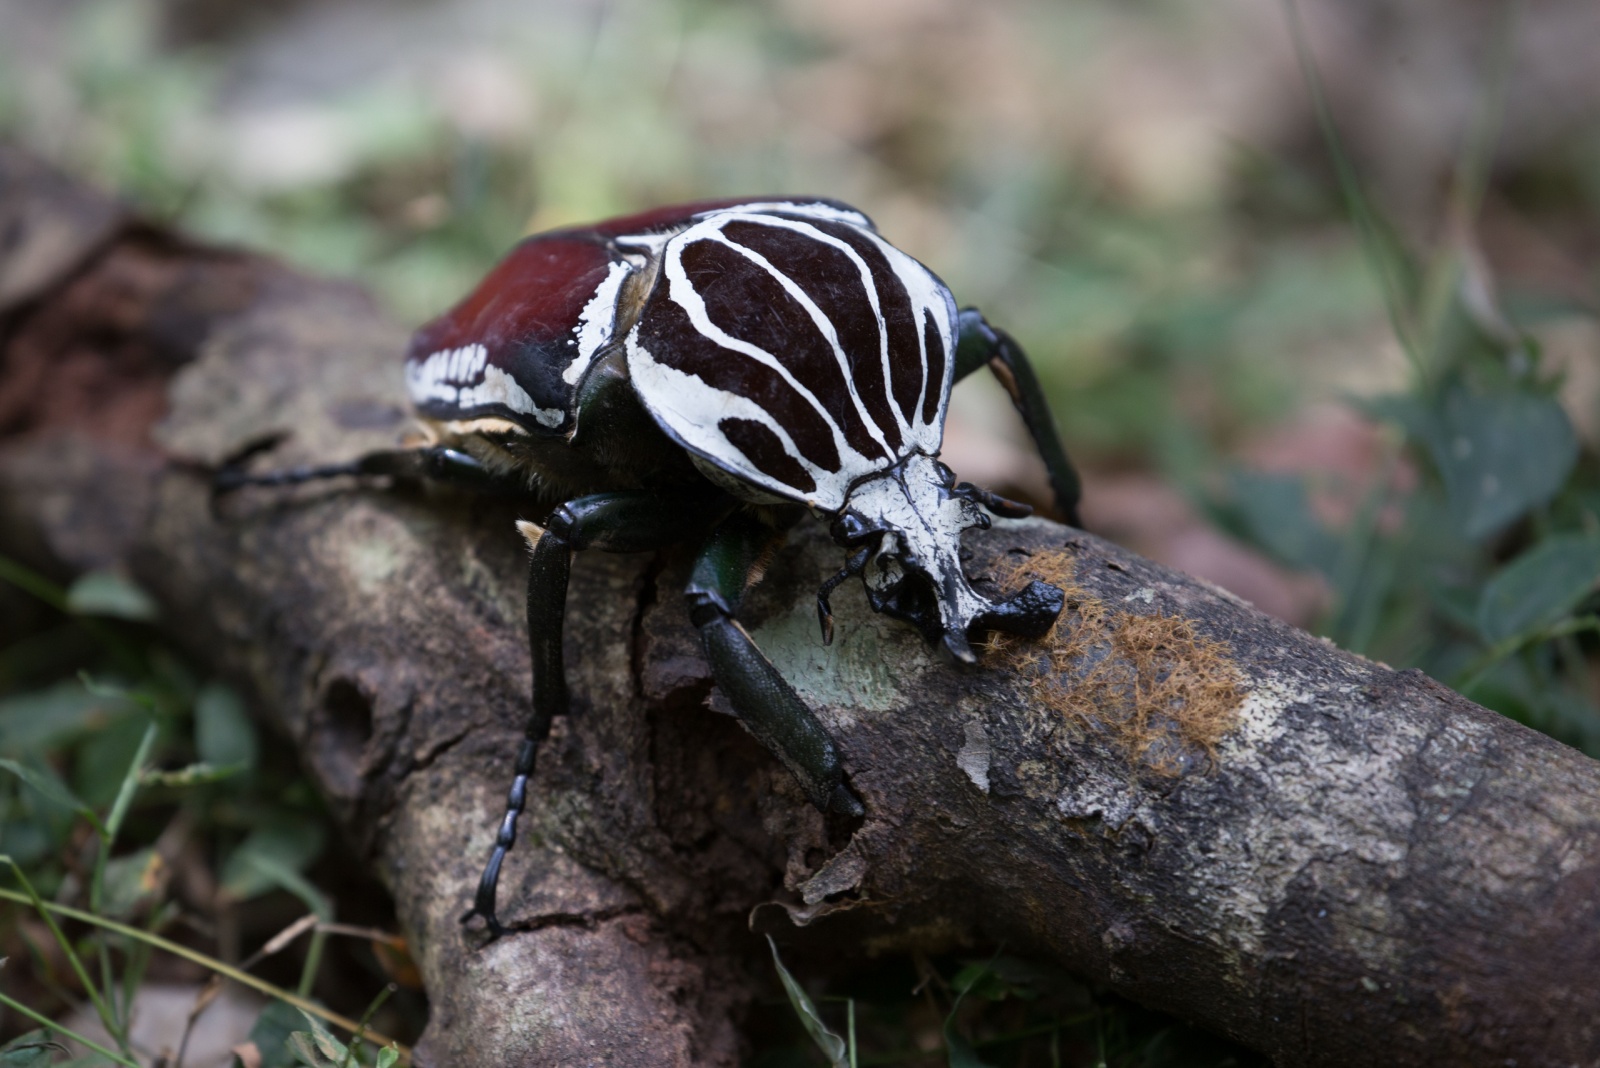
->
[2,152,1598,1068]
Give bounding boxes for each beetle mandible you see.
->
[218,197,1082,940]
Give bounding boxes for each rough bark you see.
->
[2,150,1597,1068]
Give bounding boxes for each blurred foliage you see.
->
[1206,11,1600,757]
[754,948,1266,1068]
[0,560,416,1062]
[0,0,1391,467]
[2,0,1599,1063]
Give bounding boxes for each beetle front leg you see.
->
[686,514,865,818]
[954,308,1082,527]
[462,490,722,941]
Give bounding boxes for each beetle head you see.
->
[825,454,1063,662]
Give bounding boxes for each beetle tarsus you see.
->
[463,735,541,943]
[462,863,510,941]
[815,547,871,644]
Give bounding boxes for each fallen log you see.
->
[2,149,1597,1068]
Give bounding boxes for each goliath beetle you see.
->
[218,197,1081,940]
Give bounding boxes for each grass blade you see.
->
[0,886,409,1062]
[2,858,122,1054]
[0,989,140,1068]
[0,555,69,612]
[1280,0,1421,372]
[87,720,158,1046]
[767,936,848,1068]
[339,983,398,1068]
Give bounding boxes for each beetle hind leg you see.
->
[459,528,567,941]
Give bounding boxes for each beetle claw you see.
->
[817,598,836,645]
[461,906,508,943]
[942,630,977,664]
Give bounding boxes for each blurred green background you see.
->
[1,0,1598,1064]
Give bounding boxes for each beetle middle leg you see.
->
[686,512,865,819]
[954,307,1083,527]
[463,490,721,941]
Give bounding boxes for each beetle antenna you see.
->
[953,481,1033,520]
[816,546,871,645]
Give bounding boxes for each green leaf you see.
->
[1477,534,1600,644]
[0,818,56,866]
[0,681,136,757]
[1354,392,1429,439]
[246,851,332,922]
[74,716,155,808]
[286,1011,348,1067]
[766,936,848,1068]
[0,1031,67,1068]
[949,955,1074,1005]
[98,847,163,920]
[1415,384,1578,540]
[942,978,998,1068]
[64,572,159,622]
[951,962,1010,1003]
[246,1001,305,1068]
[221,822,327,904]
[0,759,106,837]
[77,674,161,716]
[1217,470,1341,575]
[285,1033,328,1067]
[195,683,258,773]
[943,1026,996,1068]
[375,1046,399,1068]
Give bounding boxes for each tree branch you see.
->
[2,150,1596,1068]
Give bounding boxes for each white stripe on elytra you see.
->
[705,226,896,460]
[627,328,847,509]
[710,212,914,445]
[406,344,564,428]
[663,219,868,473]
[610,201,873,256]
[712,201,874,228]
[563,259,631,385]
[843,228,955,453]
